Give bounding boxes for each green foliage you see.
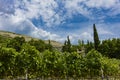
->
[0,32,120,79]
[16,43,41,76]
[71,45,79,52]
[65,52,85,77]
[41,50,65,77]
[0,46,120,78]
[0,35,10,47]
[102,57,120,76]
[93,24,100,50]
[78,40,84,48]
[6,36,25,52]
[45,40,53,52]
[67,36,71,50]
[28,39,46,52]
[85,40,94,53]
[99,38,120,59]
[86,49,103,76]
[62,36,72,53]
[0,47,18,78]
[62,40,67,52]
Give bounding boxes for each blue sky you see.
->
[0,0,120,44]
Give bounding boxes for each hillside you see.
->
[0,30,63,48]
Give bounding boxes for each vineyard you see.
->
[0,47,120,79]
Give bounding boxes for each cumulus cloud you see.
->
[14,0,62,27]
[63,0,91,18]
[108,3,120,16]
[84,0,119,9]
[0,15,64,42]
[69,32,93,43]
[97,25,114,35]
[0,0,15,14]
[0,0,65,42]
[1,0,120,26]
[0,0,120,43]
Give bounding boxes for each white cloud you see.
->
[0,14,64,42]
[97,25,114,35]
[80,32,93,40]
[64,0,91,18]
[30,26,65,42]
[0,0,65,42]
[59,0,120,22]
[14,0,61,27]
[84,0,120,19]
[62,31,93,44]
[84,0,119,9]
[0,0,14,14]
[25,22,65,42]
[108,3,120,16]
[0,0,120,43]
[1,0,120,27]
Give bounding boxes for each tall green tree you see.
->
[62,36,72,53]
[93,24,100,51]
[67,36,71,52]
[45,40,53,51]
[85,40,94,53]
[62,40,67,52]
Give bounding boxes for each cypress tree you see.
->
[62,36,72,52]
[48,40,53,51]
[93,24,100,50]
[67,36,71,47]
[82,40,84,46]
[62,40,67,52]
[67,36,71,52]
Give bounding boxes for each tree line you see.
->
[62,24,120,59]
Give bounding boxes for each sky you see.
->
[0,0,120,44]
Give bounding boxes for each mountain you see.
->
[0,30,63,48]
